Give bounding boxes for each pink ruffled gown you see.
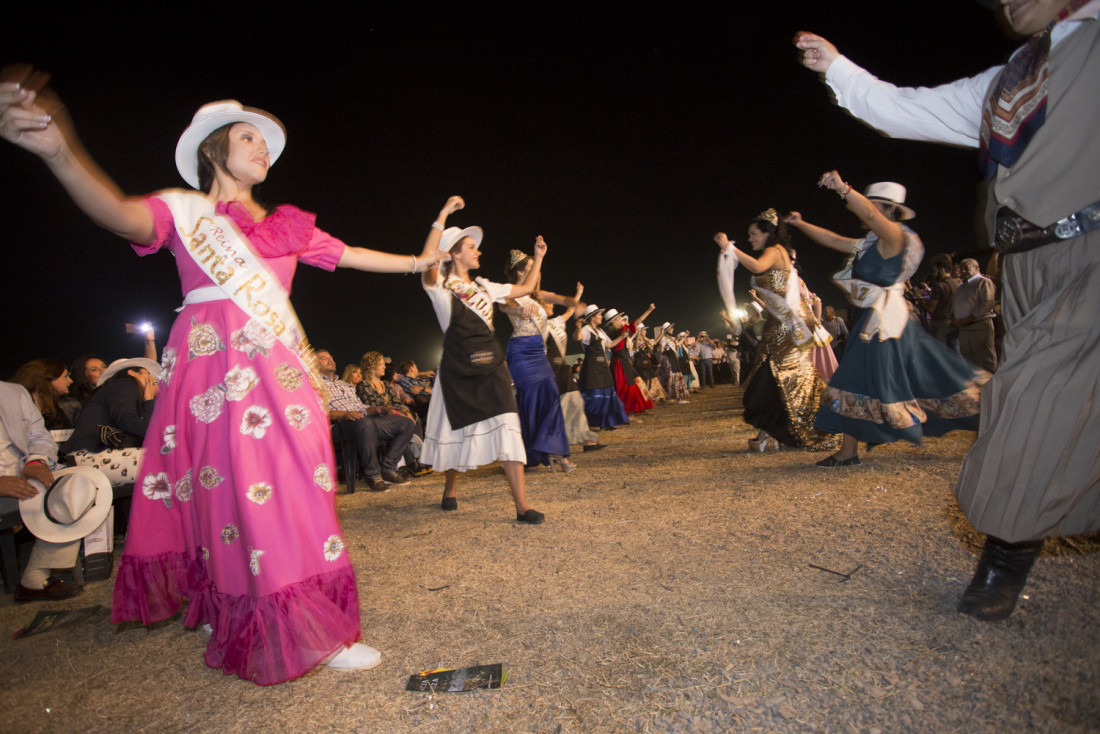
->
[111,197,360,685]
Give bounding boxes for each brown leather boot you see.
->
[957,536,1042,621]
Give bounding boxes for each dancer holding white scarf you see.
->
[784,173,987,468]
[0,86,448,684]
[714,210,837,452]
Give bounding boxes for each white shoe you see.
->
[325,643,382,671]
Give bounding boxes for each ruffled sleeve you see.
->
[131,197,178,256]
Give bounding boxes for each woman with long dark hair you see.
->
[12,358,74,432]
[714,209,836,452]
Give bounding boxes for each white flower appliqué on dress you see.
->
[250,549,264,576]
[246,482,273,505]
[284,404,311,431]
[143,472,172,508]
[224,365,260,402]
[323,535,344,562]
[190,385,226,424]
[314,464,333,493]
[231,320,277,359]
[187,319,225,360]
[160,425,176,455]
[240,405,273,439]
[159,347,178,386]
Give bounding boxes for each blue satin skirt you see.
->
[507,335,570,465]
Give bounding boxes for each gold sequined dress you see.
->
[742,266,837,448]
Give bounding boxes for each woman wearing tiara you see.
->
[784,173,986,467]
[417,196,547,523]
[500,248,575,472]
[714,209,836,451]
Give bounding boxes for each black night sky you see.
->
[1,2,1018,377]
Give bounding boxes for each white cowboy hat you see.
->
[582,304,605,322]
[604,308,621,321]
[20,466,113,544]
[438,226,484,253]
[175,100,287,190]
[863,182,915,220]
[97,358,163,387]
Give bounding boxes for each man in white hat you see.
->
[1,382,111,602]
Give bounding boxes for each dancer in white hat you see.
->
[784,173,986,467]
[0,84,448,683]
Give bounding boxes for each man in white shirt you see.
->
[0,382,84,602]
[794,0,1100,622]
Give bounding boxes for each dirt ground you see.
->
[2,384,1098,733]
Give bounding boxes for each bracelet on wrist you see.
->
[838,184,852,200]
[430,222,444,231]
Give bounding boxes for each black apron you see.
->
[578,330,614,390]
[546,331,578,395]
[438,293,517,429]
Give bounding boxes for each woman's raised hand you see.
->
[714,232,733,248]
[782,211,803,227]
[439,195,465,217]
[533,235,547,258]
[793,32,840,74]
[0,66,66,160]
[817,170,847,194]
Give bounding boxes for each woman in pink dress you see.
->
[0,82,447,684]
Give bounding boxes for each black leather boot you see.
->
[957,536,1042,621]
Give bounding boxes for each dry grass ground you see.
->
[2,384,1098,733]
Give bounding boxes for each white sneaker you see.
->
[325,643,382,671]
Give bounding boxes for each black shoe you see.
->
[367,476,389,492]
[516,509,545,524]
[407,462,434,477]
[382,470,410,486]
[441,495,458,511]
[957,536,1042,621]
[582,444,606,452]
[816,454,862,468]
[15,576,84,604]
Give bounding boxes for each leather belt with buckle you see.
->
[995,201,1100,254]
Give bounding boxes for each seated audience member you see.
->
[342,364,364,387]
[316,350,418,491]
[12,359,76,433]
[2,381,111,602]
[63,358,159,487]
[358,352,420,426]
[68,356,108,407]
[395,360,432,423]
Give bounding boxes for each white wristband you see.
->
[430,222,444,231]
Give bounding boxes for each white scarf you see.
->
[717,243,741,334]
[831,231,923,342]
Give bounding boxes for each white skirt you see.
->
[421,374,526,472]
